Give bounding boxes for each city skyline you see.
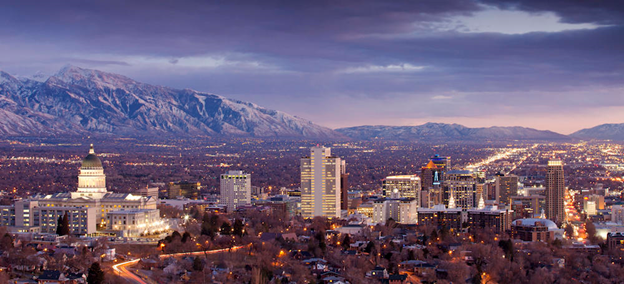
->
[1,1,623,134]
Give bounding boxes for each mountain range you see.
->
[570,124,624,141]
[0,65,341,138]
[0,65,623,141]
[335,123,571,141]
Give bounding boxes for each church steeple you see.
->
[448,190,456,209]
[478,193,485,209]
[89,144,95,154]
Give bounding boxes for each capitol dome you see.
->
[82,144,103,168]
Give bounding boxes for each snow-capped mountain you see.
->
[336,123,570,141]
[0,65,343,138]
[571,123,624,141]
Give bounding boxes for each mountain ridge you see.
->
[571,123,624,141]
[335,123,571,141]
[0,65,343,139]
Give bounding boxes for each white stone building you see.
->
[220,170,251,212]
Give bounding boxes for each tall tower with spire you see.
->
[72,144,108,199]
[477,193,485,209]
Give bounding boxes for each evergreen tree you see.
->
[220,222,232,235]
[431,229,438,241]
[61,212,70,235]
[342,234,351,250]
[192,256,203,271]
[0,233,13,250]
[233,219,245,237]
[498,239,514,261]
[87,262,105,284]
[56,215,64,235]
[182,232,191,243]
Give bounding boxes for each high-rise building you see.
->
[301,147,342,218]
[340,161,349,211]
[495,173,519,205]
[431,154,451,171]
[420,161,437,191]
[382,175,421,202]
[220,170,251,212]
[443,171,477,209]
[546,159,565,224]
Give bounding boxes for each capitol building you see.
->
[0,145,168,237]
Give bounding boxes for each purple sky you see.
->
[1,0,623,134]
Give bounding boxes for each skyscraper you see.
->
[443,170,477,209]
[220,170,251,212]
[431,154,451,171]
[340,160,349,211]
[382,175,421,201]
[301,147,342,218]
[546,160,565,224]
[495,173,519,206]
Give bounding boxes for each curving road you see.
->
[113,245,248,284]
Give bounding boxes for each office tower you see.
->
[220,170,251,212]
[420,161,437,191]
[382,175,421,201]
[340,160,349,211]
[443,170,477,209]
[546,159,565,224]
[421,160,443,206]
[495,173,519,205]
[431,154,451,171]
[301,147,342,218]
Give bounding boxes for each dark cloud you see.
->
[480,0,624,25]
[62,58,131,67]
[0,0,622,132]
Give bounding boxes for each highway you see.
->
[112,245,248,284]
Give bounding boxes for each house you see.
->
[302,258,328,273]
[398,260,436,276]
[139,258,159,270]
[281,233,298,241]
[381,274,409,284]
[37,270,69,284]
[290,250,313,260]
[367,266,389,279]
[322,275,349,284]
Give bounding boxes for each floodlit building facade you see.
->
[220,170,251,212]
[382,175,421,202]
[301,147,342,218]
[373,198,418,225]
[106,209,166,237]
[0,145,165,237]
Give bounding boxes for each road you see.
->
[112,259,146,284]
[112,245,248,284]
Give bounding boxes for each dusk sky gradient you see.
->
[1,0,623,134]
